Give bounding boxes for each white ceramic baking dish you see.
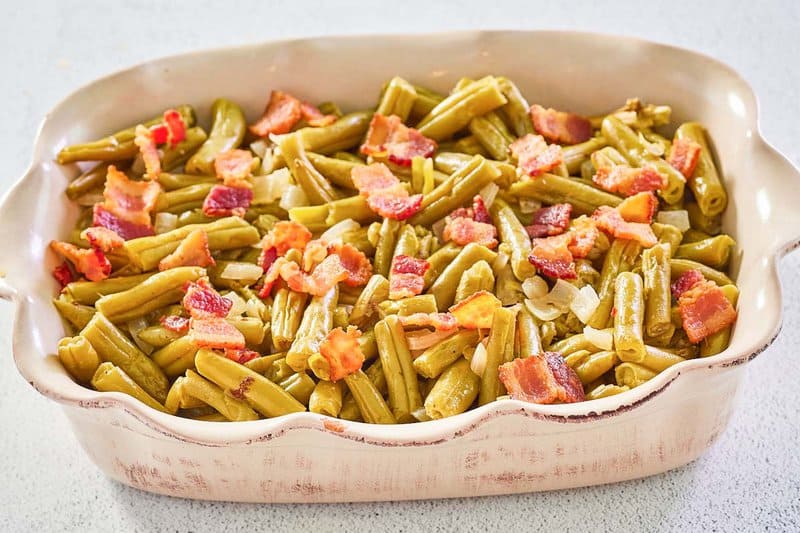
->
[2,30,799,502]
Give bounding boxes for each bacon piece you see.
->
[182,278,232,319]
[592,165,665,196]
[498,353,585,404]
[249,90,303,137]
[188,318,245,350]
[351,162,400,194]
[592,206,657,248]
[302,239,329,272]
[404,328,457,351]
[319,326,365,381]
[530,104,593,145]
[360,113,437,167]
[158,229,215,271]
[162,108,187,147]
[102,165,161,227]
[671,269,705,299]
[52,262,74,288]
[392,255,430,276]
[367,188,423,220]
[258,246,279,273]
[214,149,253,188]
[224,348,260,364]
[472,195,491,224]
[282,255,349,296]
[328,242,372,287]
[617,191,658,224]
[262,221,313,257]
[678,280,737,343]
[92,206,154,241]
[668,138,702,179]
[449,290,502,329]
[81,226,124,252]
[160,315,190,334]
[526,203,573,238]
[300,102,337,127]
[389,255,429,300]
[398,312,458,331]
[567,216,599,259]
[509,134,563,177]
[256,255,286,298]
[134,125,161,179]
[49,241,111,282]
[202,185,253,217]
[528,233,577,279]
[443,216,498,248]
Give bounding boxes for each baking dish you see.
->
[1,30,799,502]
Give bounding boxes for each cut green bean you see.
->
[185,98,246,175]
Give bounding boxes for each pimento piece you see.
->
[678,280,737,343]
[188,318,245,350]
[202,185,253,217]
[397,312,458,331]
[592,165,665,196]
[162,108,187,147]
[92,205,155,241]
[319,326,365,382]
[443,216,498,248]
[158,229,215,271]
[360,113,437,167]
[472,195,491,224]
[214,149,253,189]
[225,348,260,364]
[328,242,372,287]
[102,165,161,227]
[389,255,429,300]
[80,226,124,252]
[449,290,502,329]
[617,191,658,224]
[668,138,702,179]
[526,203,573,238]
[528,233,577,279]
[498,352,585,404]
[52,262,74,288]
[134,125,161,179]
[49,241,111,282]
[150,124,168,145]
[160,315,190,334]
[592,206,657,248]
[300,102,337,127]
[249,90,303,138]
[530,104,593,145]
[671,269,705,299]
[509,134,564,177]
[182,278,232,319]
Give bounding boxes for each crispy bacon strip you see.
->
[249,90,303,137]
[182,278,232,319]
[160,315,190,334]
[360,113,437,166]
[509,134,564,177]
[263,221,313,257]
[449,290,501,329]
[351,164,423,220]
[351,162,400,194]
[328,242,372,287]
[526,203,573,238]
[162,108,187,147]
[668,138,702,179]
[49,241,111,282]
[617,191,658,224]
[281,255,349,296]
[528,233,577,279]
[81,226,124,252]
[319,326,365,381]
[678,280,737,343]
[92,205,155,241]
[134,125,161,179]
[189,318,245,350]
[202,185,253,217]
[398,312,458,331]
[225,348,260,364]
[592,206,657,248]
[102,165,161,227]
[592,165,665,196]
[567,216,599,259]
[158,229,215,271]
[214,149,253,188]
[443,216,498,248]
[389,255,430,300]
[671,269,705,299]
[530,104,593,145]
[300,102,337,127]
[52,262,74,288]
[498,352,585,404]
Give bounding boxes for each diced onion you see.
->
[570,284,600,324]
[405,328,455,351]
[249,139,269,159]
[656,210,690,233]
[584,326,614,351]
[245,297,269,321]
[525,298,563,322]
[470,341,489,377]
[431,217,447,242]
[546,279,581,310]
[279,184,309,211]
[222,291,247,317]
[252,168,292,205]
[519,197,542,214]
[411,407,433,422]
[154,212,178,235]
[479,182,500,209]
[126,317,154,355]
[220,262,264,282]
[491,250,509,273]
[522,276,549,300]
[320,219,359,244]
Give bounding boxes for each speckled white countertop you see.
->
[1,1,798,531]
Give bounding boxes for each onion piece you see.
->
[525,298,563,322]
[222,291,247,318]
[252,168,291,205]
[522,276,549,300]
[546,279,581,310]
[570,284,600,324]
[250,139,269,159]
[126,317,154,355]
[154,212,178,235]
[245,297,269,321]
[469,341,489,377]
[279,184,309,211]
[479,182,499,209]
[519,197,542,214]
[491,250,509,273]
[405,328,456,351]
[656,210,690,232]
[220,262,264,282]
[584,326,614,351]
[320,218,359,244]
[431,217,447,242]
[411,407,433,422]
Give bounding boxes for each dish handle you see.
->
[757,138,800,257]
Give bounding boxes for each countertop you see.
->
[1,1,798,531]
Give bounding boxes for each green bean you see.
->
[182,370,259,421]
[410,85,445,121]
[185,98,246,175]
[306,152,359,189]
[64,273,154,305]
[675,122,728,216]
[325,195,377,226]
[515,305,542,358]
[682,228,712,244]
[53,297,96,330]
[275,112,372,155]
[343,369,396,424]
[640,345,686,372]
[434,152,517,188]
[349,274,390,328]
[495,260,524,305]
[375,316,422,422]
[410,156,434,194]
[428,243,498,311]
[496,76,534,137]
[279,132,339,205]
[440,135,489,156]
[286,286,337,372]
[590,146,628,169]
[674,235,736,270]
[57,105,195,164]
[454,260,494,303]
[615,362,657,388]
[417,76,508,141]
[700,284,739,357]
[422,242,462,290]
[613,272,646,363]
[393,224,419,258]
[243,352,285,376]
[278,372,316,405]
[509,174,622,215]
[229,317,266,347]
[586,384,630,400]
[125,216,259,271]
[137,325,181,348]
[270,288,308,351]
[491,198,536,281]
[373,218,402,277]
[376,76,417,122]
[588,239,641,328]
[66,162,113,200]
[685,201,721,235]
[563,137,608,175]
[424,358,480,420]
[151,336,197,378]
[601,116,685,204]
[413,330,479,379]
[160,127,208,171]
[394,294,438,316]
[309,380,344,417]
[91,362,168,413]
[157,173,217,191]
[265,357,295,383]
[669,258,733,286]
[81,313,169,402]
[549,333,596,356]
[565,350,618,385]
[469,112,514,161]
[57,335,101,384]
[155,183,214,214]
[479,307,517,405]
[641,243,675,339]
[195,349,305,417]
[94,266,205,323]
[652,222,683,256]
